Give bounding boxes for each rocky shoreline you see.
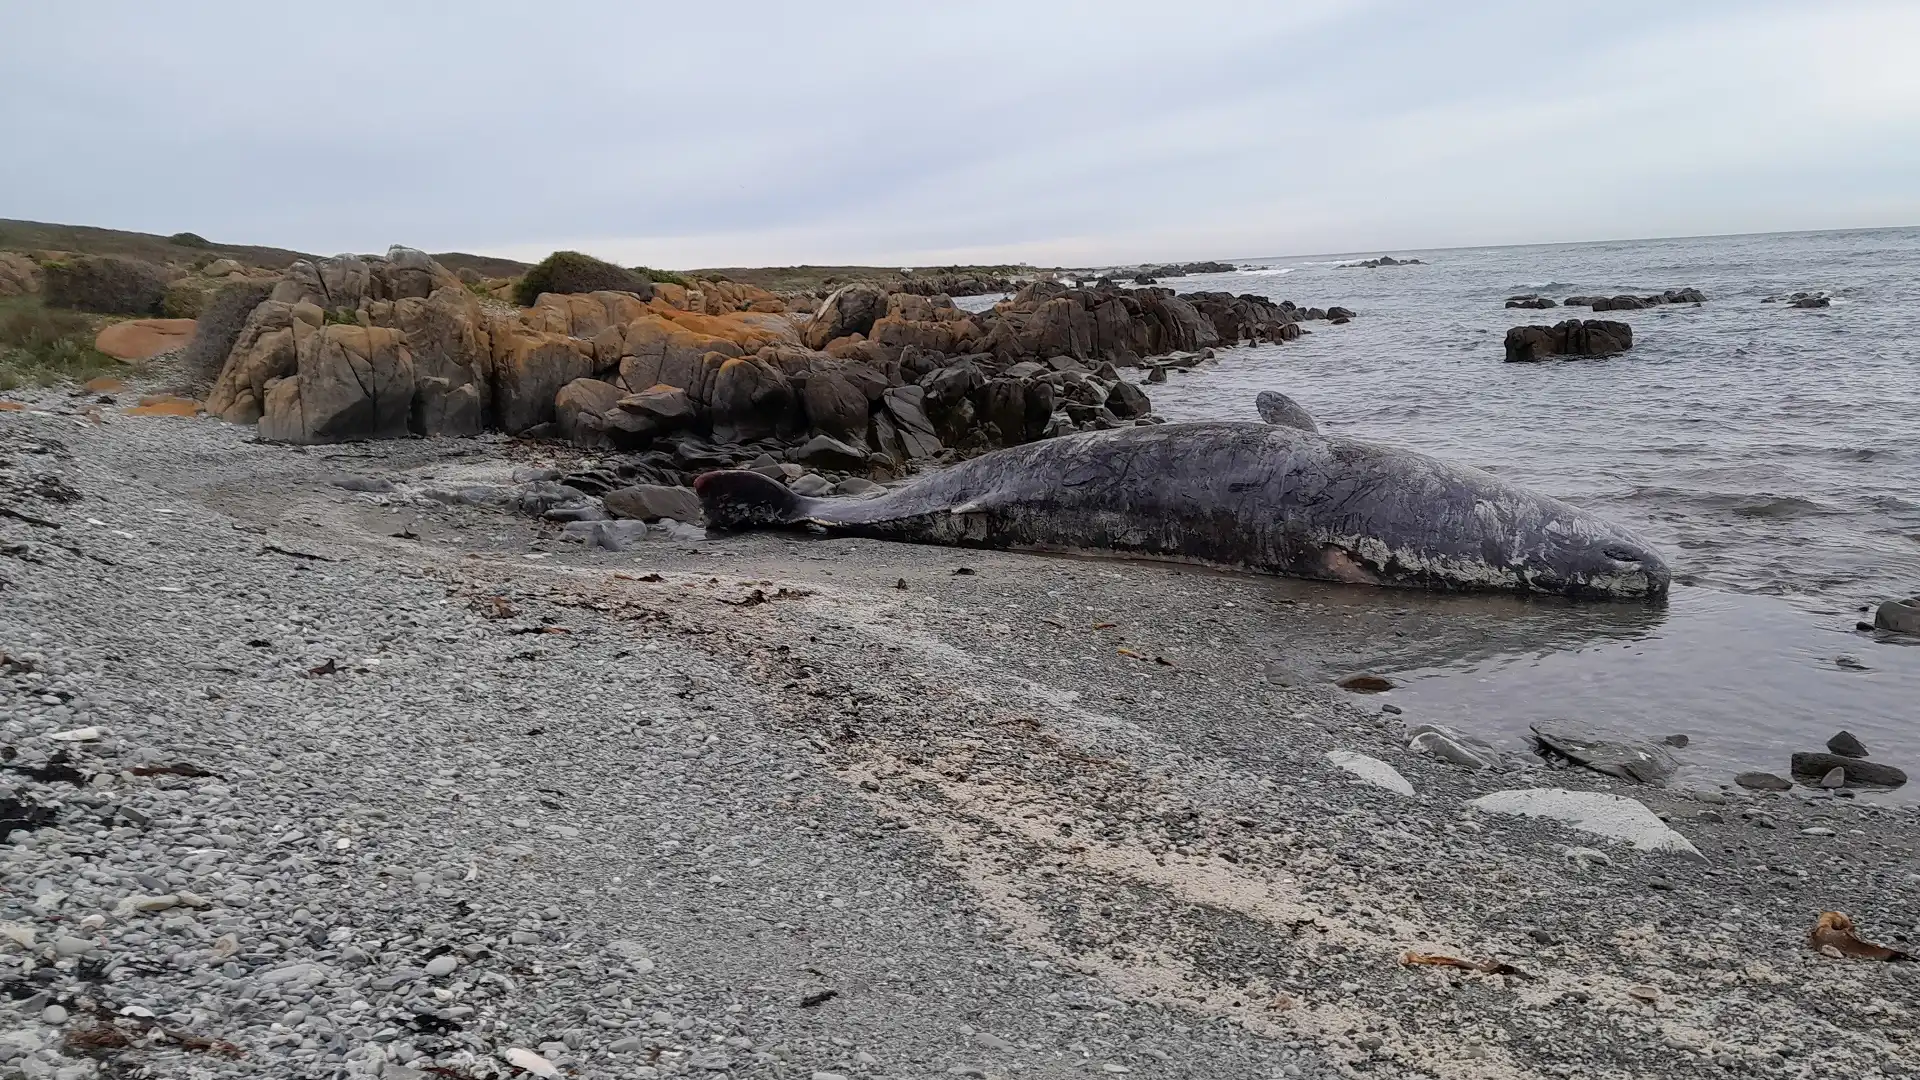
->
[165,248,1360,496]
[1,386,1915,1080]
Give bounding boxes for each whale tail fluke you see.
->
[694,469,812,531]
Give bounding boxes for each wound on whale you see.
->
[695,421,1671,601]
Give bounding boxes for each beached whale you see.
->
[695,421,1671,600]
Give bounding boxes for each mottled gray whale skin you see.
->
[695,421,1670,600]
[1255,391,1318,432]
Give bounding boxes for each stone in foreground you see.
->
[1324,750,1415,796]
[1472,788,1702,858]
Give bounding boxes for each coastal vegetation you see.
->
[0,295,116,390]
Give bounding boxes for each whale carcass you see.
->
[695,421,1670,600]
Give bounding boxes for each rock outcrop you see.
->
[0,252,41,297]
[1570,288,1707,311]
[804,284,890,350]
[199,245,1359,483]
[258,324,414,443]
[1504,320,1633,362]
[270,246,465,312]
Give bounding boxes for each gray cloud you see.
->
[3,0,1915,267]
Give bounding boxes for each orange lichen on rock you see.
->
[83,376,126,392]
[95,318,198,362]
[125,394,202,418]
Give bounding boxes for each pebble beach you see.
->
[2,383,1916,1080]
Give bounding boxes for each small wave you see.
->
[1239,267,1294,276]
[1622,487,1840,520]
[1726,495,1838,520]
[1515,281,1579,291]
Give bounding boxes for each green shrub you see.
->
[633,266,690,288]
[182,281,272,387]
[0,297,116,389]
[323,306,360,326]
[169,231,211,249]
[41,255,168,315]
[162,280,210,319]
[511,251,651,306]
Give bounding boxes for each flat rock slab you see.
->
[1472,788,1702,858]
[1530,719,1678,783]
[95,318,197,362]
[1324,750,1415,796]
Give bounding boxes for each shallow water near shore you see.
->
[1030,227,1920,796]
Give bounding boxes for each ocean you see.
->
[983,227,1920,797]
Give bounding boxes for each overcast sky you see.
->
[3,1,1917,268]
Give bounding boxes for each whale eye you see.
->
[1602,545,1640,562]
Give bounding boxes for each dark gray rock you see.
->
[882,386,942,461]
[1530,719,1678,783]
[1734,771,1792,791]
[1504,320,1633,362]
[1874,597,1920,634]
[604,484,703,523]
[1826,730,1869,758]
[1105,379,1150,420]
[791,434,868,471]
[790,473,833,496]
[1790,753,1906,788]
[513,481,594,516]
[561,519,654,551]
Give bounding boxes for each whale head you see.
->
[1528,519,1672,601]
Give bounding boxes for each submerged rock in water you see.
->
[1874,597,1920,635]
[1529,719,1678,783]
